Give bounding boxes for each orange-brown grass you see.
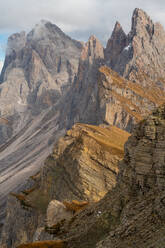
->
[99,66,165,106]
[76,123,130,157]
[22,186,37,195]
[10,193,32,208]
[16,240,67,248]
[63,200,89,213]
[30,171,40,181]
[10,193,26,201]
[0,117,9,125]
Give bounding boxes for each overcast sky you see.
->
[0,0,165,71]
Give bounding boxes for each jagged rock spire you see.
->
[105,21,127,67]
[81,35,104,63]
[130,8,154,38]
[105,8,165,85]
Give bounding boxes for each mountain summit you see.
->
[105,21,127,67]
[105,8,165,86]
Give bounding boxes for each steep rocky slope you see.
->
[0,123,129,247]
[96,104,165,247]
[13,104,165,248]
[98,66,165,130]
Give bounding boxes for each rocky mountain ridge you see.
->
[1,8,165,246]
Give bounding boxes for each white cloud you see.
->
[0,0,165,44]
[0,61,4,73]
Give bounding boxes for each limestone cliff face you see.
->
[0,35,105,229]
[103,9,165,132]
[0,21,82,142]
[70,105,165,248]
[96,105,165,248]
[98,66,165,131]
[120,105,165,192]
[105,8,165,88]
[0,123,129,247]
[1,21,82,94]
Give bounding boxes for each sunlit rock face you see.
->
[0,123,129,247]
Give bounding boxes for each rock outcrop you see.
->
[46,200,73,228]
[97,66,165,131]
[0,123,129,247]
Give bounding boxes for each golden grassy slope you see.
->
[11,123,130,214]
[75,123,130,156]
[99,66,165,122]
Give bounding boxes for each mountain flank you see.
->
[1,124,129,247]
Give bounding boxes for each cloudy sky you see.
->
[0,0,165,71]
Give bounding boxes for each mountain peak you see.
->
[111,21,126,38]
[114,21,123,31]
[80,35,104,62]
[131,8,154,37]
[133,8,149,18]
[26,20,67,43]
[6,31,26,56]
[88,34,98,42]
[105,21,127,67]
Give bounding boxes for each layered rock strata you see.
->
[98,66,165,131]
[0,123,129,247]
[7,103,165,248]
[31,104,165,248]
